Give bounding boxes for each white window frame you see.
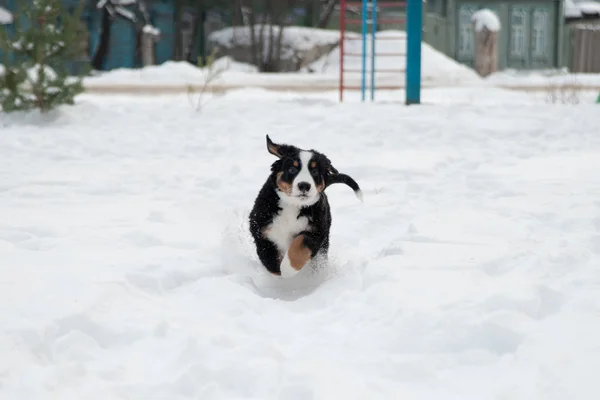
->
[510,8,527,57]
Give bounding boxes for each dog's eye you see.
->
[288,166,298,174]
[310,169,319,177]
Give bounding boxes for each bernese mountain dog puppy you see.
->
[249,135,362,277]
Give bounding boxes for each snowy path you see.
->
[1,88,600,399]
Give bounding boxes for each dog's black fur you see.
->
[249,135,362,277]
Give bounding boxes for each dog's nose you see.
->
[297,182,311,193]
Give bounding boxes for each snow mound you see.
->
[485,68,600,87]
[85,61,206,85]
[209,25,340,53]
[565,0,600,17]
[0,6,12,24]
[85,58,258,86]
[471,9,501,32]
[308,30,482,85]
[211,56,259,74]
[209,25,340,72]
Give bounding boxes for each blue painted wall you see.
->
[1,0,179,71]
[104,13,137,70]
[152,2,175,65]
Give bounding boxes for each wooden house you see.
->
[424,0,568,70]
[330,0,569,70]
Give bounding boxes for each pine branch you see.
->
[0,0,87,113]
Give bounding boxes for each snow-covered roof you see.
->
[0,6,13,24]
[565,0,600,18]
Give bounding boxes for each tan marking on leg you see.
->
[288,234,311,271]
[276,172,292,195]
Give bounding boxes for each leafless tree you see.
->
[237,0,291,72]
[317,0,336,28]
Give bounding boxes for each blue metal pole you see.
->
[370,0,377,101]
[405,0,422,105]
[361,0,368,101]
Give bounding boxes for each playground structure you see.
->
[338,0,422,104]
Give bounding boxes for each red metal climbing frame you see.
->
[339,0,408,101]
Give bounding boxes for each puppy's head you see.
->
[266,135,338,207]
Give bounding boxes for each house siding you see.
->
[423,0,568,70]
[453,0,561,69]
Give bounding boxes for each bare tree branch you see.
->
[317,0,337,29]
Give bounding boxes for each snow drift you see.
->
[1,88,600,399]
[208,25,341,72]
[307,30,482,85]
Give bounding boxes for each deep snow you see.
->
[1,88,600,399]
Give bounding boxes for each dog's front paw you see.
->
[279,234,312,277]
[279,253,301,278]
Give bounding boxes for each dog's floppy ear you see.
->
[320,155,339,175]
[266,135,285,158]
[266,135,300,160]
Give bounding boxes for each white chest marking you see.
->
[266,204,309,254]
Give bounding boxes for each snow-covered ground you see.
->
[306,30,483,86]
[486,68,600,88]
[1,87,600,399]
[82,39,600,92]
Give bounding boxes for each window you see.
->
[510,8,527,57]
[531,9,549,57]
[427,0,437,13]
[458,5,476,58]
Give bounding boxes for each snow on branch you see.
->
[471,9,501,33]
[0,6,13,24]
[96,0,137,22]
[115,6,136,22]
[143,24,160,36]
[97,0,136,6]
